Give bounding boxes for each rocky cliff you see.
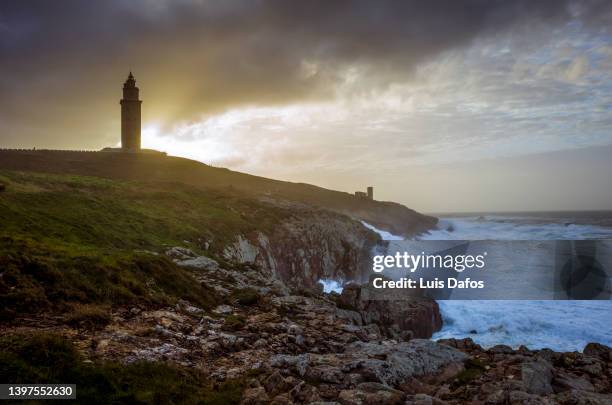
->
[337,284,442,340]
[222,206,379,289]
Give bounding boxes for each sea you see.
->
[337,212,612,352]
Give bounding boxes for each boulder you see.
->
[269,354,310,376]
[583,342,612,361]
[305,365,345,384]
[177,255,220,271]
[289,381,320,403]
[165,246,196,260]
[343,340,467,386]
[489,344,514,354]
[554,390,612,405]
[553,370,595,393]
[176,300,204,316]
[241,387,269,405]
[264,371,289,396]
[508,390,539,403]
[411,393,434,405]
[213,304,233,315]
[521,358,553,395]
[436,338,482,352]
[338,284,442,339]
[336,308,363,326]
[338,389,367,405]
[341,388,404,405]
[269,393,293,405]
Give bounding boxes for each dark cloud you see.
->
[0,0,609,148]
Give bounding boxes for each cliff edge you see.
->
[0,149,437,237]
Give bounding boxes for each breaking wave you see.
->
[374,214,612,351]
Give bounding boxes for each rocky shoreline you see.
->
[6,247,610,404]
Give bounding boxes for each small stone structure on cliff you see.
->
[354,186,374,200]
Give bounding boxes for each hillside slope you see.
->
[0,150,436,236]
[0,170,378,317]
[1,168,610,405]
[0,169,446,403]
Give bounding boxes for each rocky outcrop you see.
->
[521,358,554,395]
[174,247,442,341]
[78,289,612,404]
[49,268,455,403]
[269,340,466,387]
[338,283,443,339]
[166,246,290,297]
[437,337,612,404]
[6,245,612,404]
[265,342,465,405]
[222,209,379,289]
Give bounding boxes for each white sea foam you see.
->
[317,222,402,294]
[379,214,612,351]
[434,300,612,352]
[361,221,404,240]
[318,279,344,294]
[418,216,612,240]
[419,214,612,351]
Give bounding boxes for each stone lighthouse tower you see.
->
[120,72,142,151]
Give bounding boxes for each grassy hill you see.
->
[0,169,298,320]
[0,168,377,321]
[0,150,436,236]
[0,170,285,251]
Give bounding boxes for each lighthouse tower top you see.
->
[120,72,142,151]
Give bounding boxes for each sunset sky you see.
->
[1,1,611,212]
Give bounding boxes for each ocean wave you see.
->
[434,300,612,352]
[372,214,612,351]
[418,216,612,240]
[318,279,343,294]
[361,221,404,240]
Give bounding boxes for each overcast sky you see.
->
[1,1,611,212]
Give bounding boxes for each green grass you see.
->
[0,170,295,318]
[66,304,112,330]
[231,288,260,306]
[222,314,247,332]
[0,333,247,404]
[0,236,220,319]
[0,170,287,252]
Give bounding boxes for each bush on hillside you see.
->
[66,304,111,330]
[231,288,260,306]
